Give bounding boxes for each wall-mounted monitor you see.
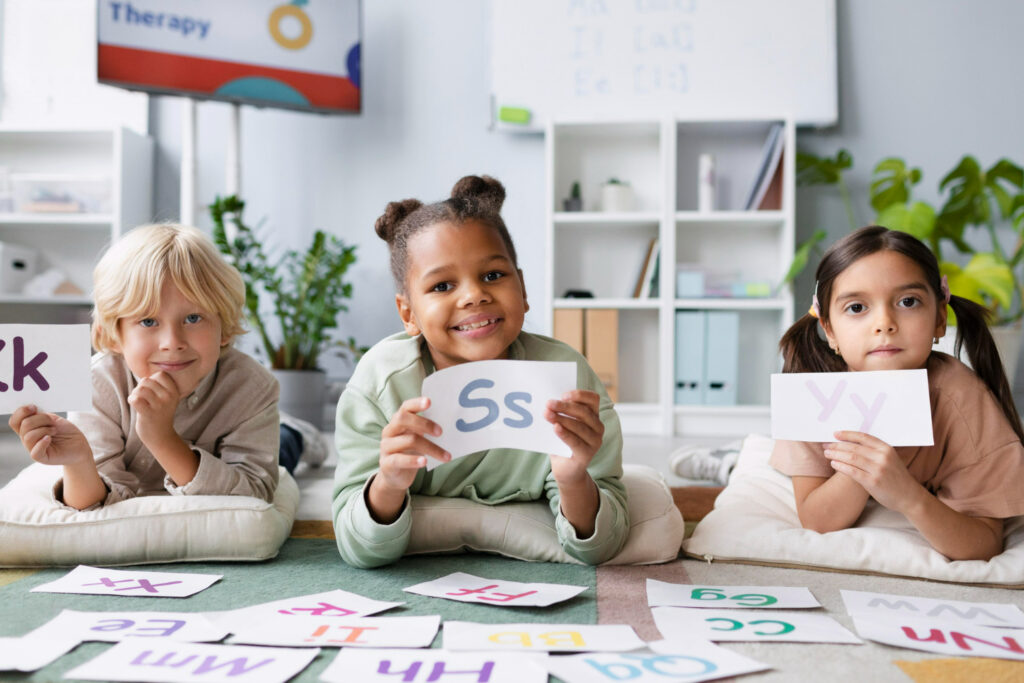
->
[98,0,361,115]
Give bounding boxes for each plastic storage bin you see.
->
[10,173,111,214]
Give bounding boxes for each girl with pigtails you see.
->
[331,175,629,568]
[771,225,1024,560]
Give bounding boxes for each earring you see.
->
[933,337,940,345]
[834,346,841,356]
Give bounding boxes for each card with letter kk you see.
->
[0,324,91,415]
[771,369,933,446]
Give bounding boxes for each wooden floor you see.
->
[673,485,722,522]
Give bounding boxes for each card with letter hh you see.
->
[420,360,576,467]
[771,369,933,446]
[0,324,91,415]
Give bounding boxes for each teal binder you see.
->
[674,310,705,404]
[704,311,739,405]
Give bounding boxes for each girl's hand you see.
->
[8,405,92,466]
[825,430,925,514]
[377,397,450,493]
[546,390,604,484]
[128,371,181,450]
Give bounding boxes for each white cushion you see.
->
[684,434,1024,586]
[0,463,299,568]
[406,464,684,565]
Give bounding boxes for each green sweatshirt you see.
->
[332,331,629,568]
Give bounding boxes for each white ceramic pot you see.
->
[272,369,326,429]
[601,183,634,212]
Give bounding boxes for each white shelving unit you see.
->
[0,127,153,323]
[546,117,795,436]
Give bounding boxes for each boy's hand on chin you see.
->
[9,405,92,466]
[129,371,182,447]
[546,390,604,483]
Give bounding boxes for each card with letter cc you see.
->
[0,324,92,416]
[420,360,577,468]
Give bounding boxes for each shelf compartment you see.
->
[674,220,788,288]
[552,121,663,213]
[554,211,661,225]
[675,120,785,212]
[553,298,660,310]
[553,222,659,299]
[0,213,113,226]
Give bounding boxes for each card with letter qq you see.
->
[420,360,576,468]
[0,324,91,415]
[770,369,933,446]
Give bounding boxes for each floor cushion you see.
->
[0,463,299,568]
[683,434,1024,587]
[406,463,684,565]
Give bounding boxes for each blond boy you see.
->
[9,224,283,510]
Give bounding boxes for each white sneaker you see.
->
[670,441,741,485]
[280,412,328,468]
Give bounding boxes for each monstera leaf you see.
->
[940,254,1014,325]
[870,158,922,212]
[877,201,936,242]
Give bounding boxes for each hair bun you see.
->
[374,199,422,242]
[451,175,506,212]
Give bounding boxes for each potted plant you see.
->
[563,181,583,212]
[601,177,634,212]
[210,195,359,427]
[790,150,1024,376]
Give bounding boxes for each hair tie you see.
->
[809,281,821,319]
[940,274,951,304]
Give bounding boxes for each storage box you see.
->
[10,173,111,214]
[0,241,39,294]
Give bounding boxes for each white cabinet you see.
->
[0,127,153,323]
[546,118,795,436]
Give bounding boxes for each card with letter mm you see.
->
[771,369,933,446]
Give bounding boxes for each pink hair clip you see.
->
[809,281,821,319]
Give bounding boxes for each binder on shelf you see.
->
[743,122,784,210]
[585,308,619,402]
[633,238,660,298]
[704,311,739,405]
[674,310,705,405]
[553,308,585,354]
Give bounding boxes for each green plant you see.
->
[209,195,359,370]
[791,150,1024,324]
[570,181,581,199]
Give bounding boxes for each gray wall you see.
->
[148,0,1024,381]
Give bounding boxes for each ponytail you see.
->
[947,295,1024,442]
[779,313,848,373]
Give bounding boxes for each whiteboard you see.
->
[490,0,837,130]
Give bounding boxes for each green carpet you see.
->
[0,538,598,682]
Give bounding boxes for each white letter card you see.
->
[443,621,644,652]
[320,649,548,683]
[652,607,861,644]
[404,572,587,607]
[841,590,1024,628]
[27,609,227,643]
[771,369,933,446]
[421,360,576,465]
[228,615,441,649]
[64,640,319,683]
[0,324,90,415]
[647,580,820,609]
[30,565,221,598]
[853,616,1024,661]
